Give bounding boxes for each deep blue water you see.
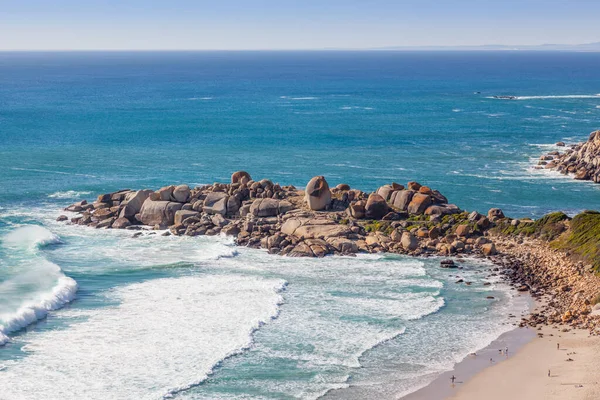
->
[1,51,599,216]
[0,51,598,399]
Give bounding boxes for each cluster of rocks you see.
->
[536,130,600,183]
[59,172,507,259]
[489,236,600,335]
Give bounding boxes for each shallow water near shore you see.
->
[1,51,599,398]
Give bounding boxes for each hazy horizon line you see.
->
[2,41,599,52]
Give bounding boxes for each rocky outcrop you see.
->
[536,130,600,183]
[305,176,331,211]
[62,174,503,259]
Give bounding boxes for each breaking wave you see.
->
[0,226,77,345]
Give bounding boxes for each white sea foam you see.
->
[47,190,92,199]
[0,226,77,346]
[0,274,77,346]
[0,275,285,399]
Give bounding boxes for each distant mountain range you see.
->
[371,42,600,52]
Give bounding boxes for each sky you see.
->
[1,0,599,50]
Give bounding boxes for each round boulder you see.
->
[487,208,505,221]
[365,193,389,219]
[231,171,251,185]
[305,176,332,211]
[171,185,191,203]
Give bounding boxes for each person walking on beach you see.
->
[451,375,456,385]
[505,346,508,356]
[557,343,560,350]
[548,369,551,377]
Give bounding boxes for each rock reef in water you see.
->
[60,172,506,258]
[536,130,600,183]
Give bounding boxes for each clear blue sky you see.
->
[1,0,599,50]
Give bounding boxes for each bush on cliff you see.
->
[551,211,600,272]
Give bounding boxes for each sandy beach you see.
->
[446,325,600,400]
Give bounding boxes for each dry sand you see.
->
[447,326,600,400]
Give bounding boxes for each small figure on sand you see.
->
[548,369,551,377]
[505,346,508,356]
[451,375,456,385]
[490,358,493,364]
[557,343,560,350]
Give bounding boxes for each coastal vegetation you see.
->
[552,211,600,272]
[491,210,600,272]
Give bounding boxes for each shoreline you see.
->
[401,325,537,400]
[446,323,600,400]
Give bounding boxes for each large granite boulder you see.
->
[174,210,200,225]
[226,196,241,216]
[231,171,251,185]
[288,239,331,258]
[137,200,183,226]
[326,237,359,254]
[157,186,175,201]
[392,190,415,211]
[172,185,190,203]
[281,217,350,239]
[305,176,331,211]
[112,217,131,229]
[365,193,389,219]
[119,189,153,219]
[376,185,394,201]
[487,208,505,221]
[407,193,432,214]
[349,200,366,219]
[401,232,419,251]
[424,204,460,216]
[482,242,497,256]
[203,192,229,215]
[249,198,294,217]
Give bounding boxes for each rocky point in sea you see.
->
[536,129,600,183]
[59,172,600,334]
[59,172,501,259]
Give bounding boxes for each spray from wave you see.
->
[0,225,78,345]
[48,190,92,199]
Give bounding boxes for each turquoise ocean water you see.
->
[0,51,599,399]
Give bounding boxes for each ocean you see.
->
[0,51,599,399]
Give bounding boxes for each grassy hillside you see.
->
[552,211,600,272]
[493,210,600,272]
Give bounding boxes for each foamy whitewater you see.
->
[1,51,600,399]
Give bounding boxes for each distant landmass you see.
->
[371,42,600,51]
